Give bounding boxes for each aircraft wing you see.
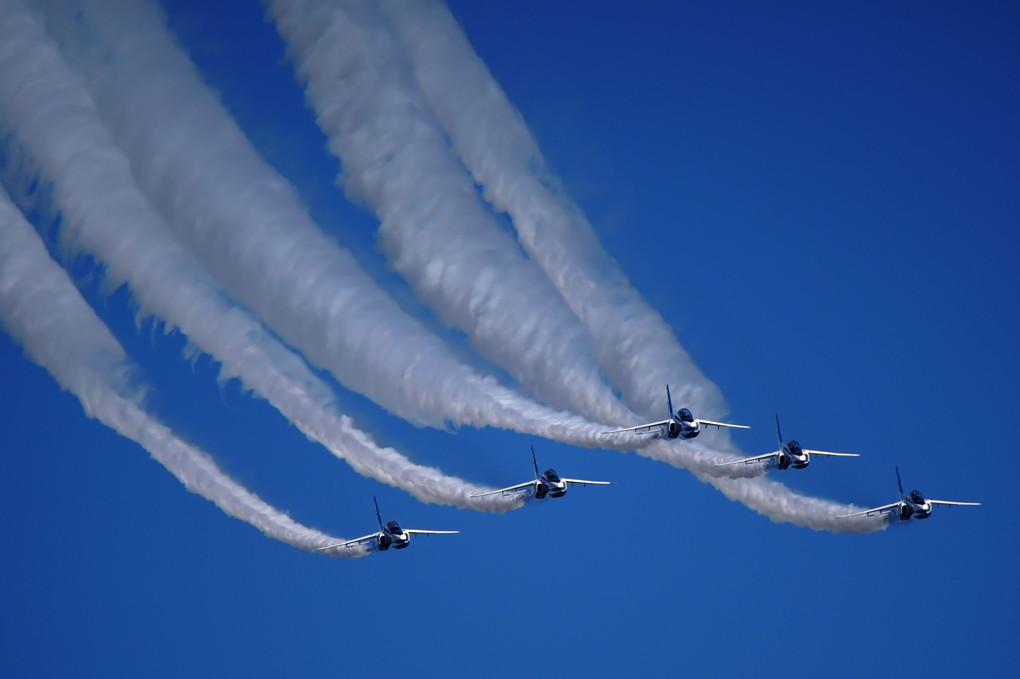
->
[836,502,901,519]
[601,419,671,436]
[712,451,778,468]
[697,419,751,430]
[404,529,460,536]
[803,449,861,458]
[929,499,981,507]
[562,478,614,487]
[468,480,536,498]
[313,532,381,552]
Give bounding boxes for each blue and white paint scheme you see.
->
[470,446,613,500]
[315,497,458,553]
[838,467,981,521]
[713,415,859,470]
[602,385,750,440]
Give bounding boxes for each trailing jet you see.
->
[469,446,613,499]
[314,497,458,553]
[601,385,749,440]
[713,415,859,470]
[838,466,980,521]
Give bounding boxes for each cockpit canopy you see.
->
[386,520,403,535]
[908,490,926,505]
[676,408,695,423]
[787,440,802,455]
[544,469,561,483]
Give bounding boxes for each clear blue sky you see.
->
[2,1,1017,676]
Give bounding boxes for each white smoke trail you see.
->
[1,0,877,530]
[264,0,747,474]
[373,0,883,532]
[266,0,641,429]
[374,0,717,424]
[0,184,371,554]
[0,0,521,512]
[28,0,618,452]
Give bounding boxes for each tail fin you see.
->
[895,466,904,498]
[775,414,784,448]
[373,496,384,531]
[531,445,540,480]
[666,385,674,417]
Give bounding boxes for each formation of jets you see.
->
[597,385,978,525]
[329,385,978,555]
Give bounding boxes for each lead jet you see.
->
[601,385,749,440]
[837,466,980,521]
[469,446,613,499]
[314,497,458,553]
[713,415,859,470]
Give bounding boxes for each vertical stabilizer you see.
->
[531,445,540,480]
[895,466,905,498]
[666,385,674,417]
[775,414,784,448]
[373,496,384,532]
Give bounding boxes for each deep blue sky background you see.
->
[2,1,1018,676]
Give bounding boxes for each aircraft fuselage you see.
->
[667,409,700,439]
[777,441,810,470]
[898,492,933,520]
[378,521,411,550]
[534,471,568,499]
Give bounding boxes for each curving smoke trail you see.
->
[0,0,882,533]
[0,185,366,554]
[0,0,520,513]
[373,0,720,425]
[266,0,641,430]
[28,0,618,453]
[344,0,881,532]
[265,0,751,472]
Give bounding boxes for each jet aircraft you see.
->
[469,446,613,499]
[314,497,458,553]
[713,415,859,470]
[838,466,980,521]
[601,385,749,440]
